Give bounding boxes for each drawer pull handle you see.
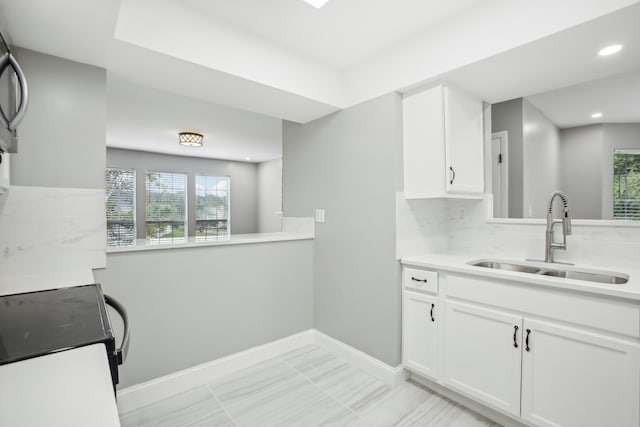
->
[513,325,519,348]
[449,166,456,185]
[411,277,427,283]
[525,329,531,352]
[430,304,435,322]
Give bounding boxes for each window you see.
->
[195,175,230,241]
[613,150,640,220]
[105,168,136,247]
[146,171,187,244]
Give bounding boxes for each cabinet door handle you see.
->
[430,303,435,322]
[449,166,456,185]
[411,277,427,283]
[513,325,519,348]
[525,329,531,352]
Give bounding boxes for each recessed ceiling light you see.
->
[245,157,251,161]
[591,112,603,119]
[303,0,330,8]
[598,44,623,56]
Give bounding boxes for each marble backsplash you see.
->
[0,186,106,285]
[397,193,640,270]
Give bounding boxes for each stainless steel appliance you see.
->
[0,284,130,392]
[0,31,28,154]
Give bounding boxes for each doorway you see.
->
[491,131,509,217]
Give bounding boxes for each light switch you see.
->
[315,209,325,223]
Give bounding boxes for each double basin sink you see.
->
[468,260,629,285]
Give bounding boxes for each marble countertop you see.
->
[107,232,314,254]
[401,253,640,301]
[0,344,121,427]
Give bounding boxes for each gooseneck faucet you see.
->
[545,191,572,263]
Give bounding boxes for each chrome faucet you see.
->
[545,191,572,263]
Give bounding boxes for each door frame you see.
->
[491,131,509,217]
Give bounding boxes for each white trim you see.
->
[311,330,408,388]
[116,330,314,414]
[116,329,406,414]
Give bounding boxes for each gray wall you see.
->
[283,93,402,367]
[257,158,283,232]
[12,48,106,189]
[560,124,603,220]
[93,240,314,388]
[491,98,523,218]
[107,148,258,236]
[522,99,560,218]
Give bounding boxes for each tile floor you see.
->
[119,345,501,427]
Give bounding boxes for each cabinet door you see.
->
[444,85,484,195]
[443,301,522,416]
[521,319,640,427]
[402,85,446,199]
[403,291,438,379]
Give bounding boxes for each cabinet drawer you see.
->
[404,267,438,294]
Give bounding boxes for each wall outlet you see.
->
[315,209,325,223]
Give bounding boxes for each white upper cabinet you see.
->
[402,83,484,199]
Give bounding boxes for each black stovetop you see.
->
[0,284,115,365]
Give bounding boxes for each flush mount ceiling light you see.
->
[591,112,603,118]
[598,44,623,56]
[178,132,203,147]
[303,0,331,8]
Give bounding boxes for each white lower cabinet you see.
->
[402,266,640,427]
[521,319,640,427]
[402,291,438,379]
[443,301,522,416]
[442,300,640,426]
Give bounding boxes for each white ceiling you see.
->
[2,0,640,160]
[526,71,640,129]
[107,77,282,162]
[183,0,483,69]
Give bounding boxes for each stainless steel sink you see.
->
[471,261,541,274]
[539,269,628,284]
[468,259,629,285]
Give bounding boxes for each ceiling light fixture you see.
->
[591,112,603,119]
[598,44,623,56]
[178,132,203,147]
[303,0,330,8]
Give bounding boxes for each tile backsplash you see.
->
[397,193,640,270]
[0,186,106,283]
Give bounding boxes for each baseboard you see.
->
[311,330,408,387]
[117,329,406,414]
[116,330,314,414]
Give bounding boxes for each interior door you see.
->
[491,131,508,217]
[521,318,640,427]
[443,300,522,416]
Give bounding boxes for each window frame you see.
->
[145,169,189,245]
[105,167,137,248]
[195,174,231,241]
[613,149,640,221]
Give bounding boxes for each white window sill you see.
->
[106,232,314,253]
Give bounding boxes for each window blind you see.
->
[195,175,230,241]
[105,168,136,247]
[613,151,640,220]
[146,171,187,244]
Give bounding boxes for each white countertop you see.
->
[0,344,121,427]
[107,232,314,253]
[401,253,640,301]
